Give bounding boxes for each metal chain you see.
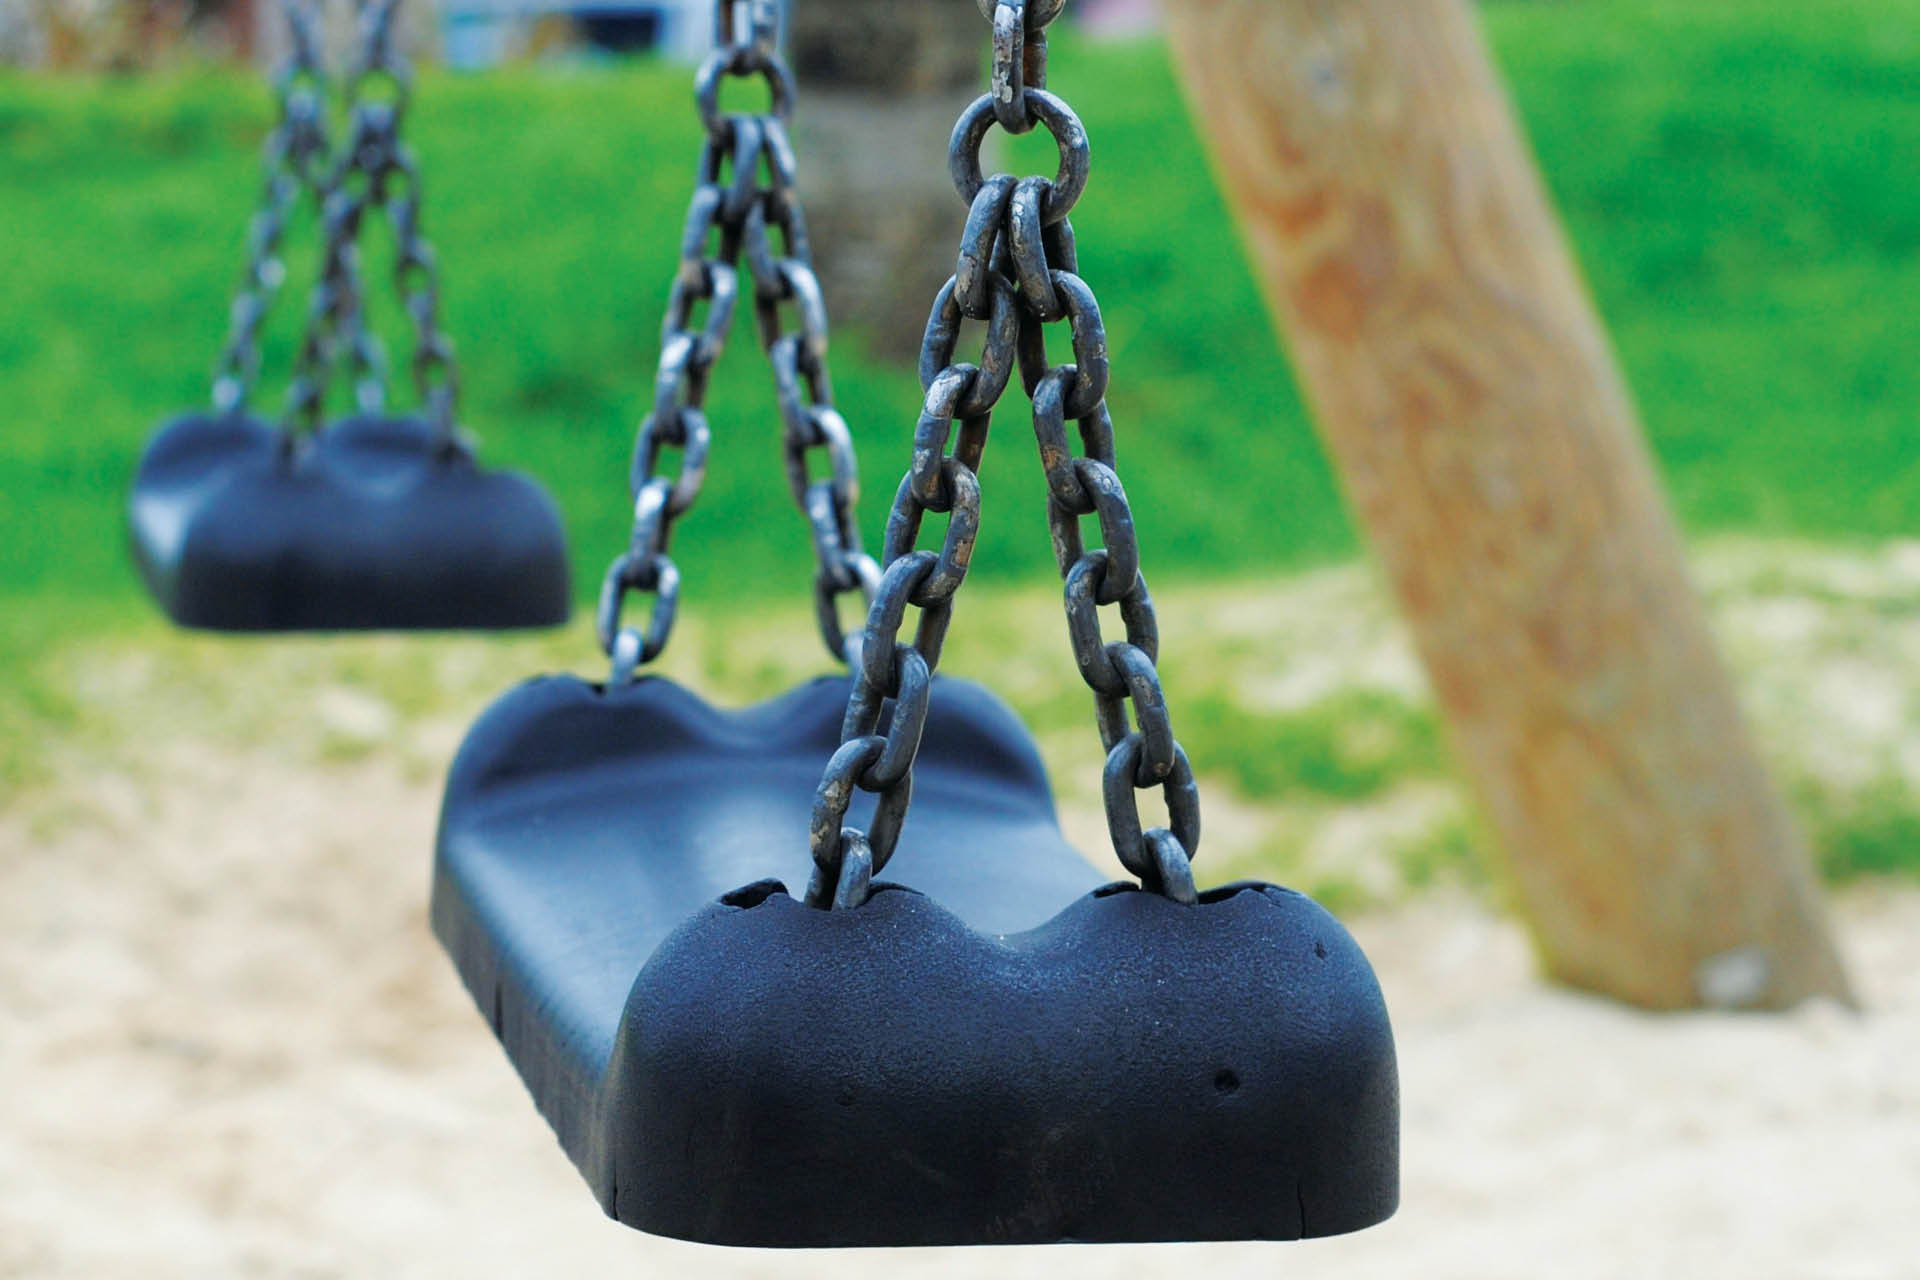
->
[717,0,780,54]
[598,0,880,682]
[284,0,383,435]
[806,0,1202,910]
[210,0,331,418]
[286,0,463,452]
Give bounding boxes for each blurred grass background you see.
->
[3,0,1919,892]
[7,0,1919,606]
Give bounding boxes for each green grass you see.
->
[1492,0,1920,536]
[0,44,1333,612]
[5,5,1920,898]
[1796,775,1920,882]
[4,0,1920,620]
[1184,689,1448,803]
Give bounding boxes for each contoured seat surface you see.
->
[432,673,1399,1247]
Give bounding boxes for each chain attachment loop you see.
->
[1103,738,1200,903]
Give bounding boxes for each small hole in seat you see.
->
[1213,1069,1240,1096]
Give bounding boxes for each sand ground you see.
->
[3,725,1915,1279]
[8,541,1920,1276]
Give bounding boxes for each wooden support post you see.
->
[1161,0,1853,1009]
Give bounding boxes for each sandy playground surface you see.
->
[7,541,1920,1278]
[2,733,1914,1279]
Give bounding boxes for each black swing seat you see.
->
[128,411,571,631]
[432,673,1399,1248]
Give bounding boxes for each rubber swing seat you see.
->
[128,411,571,632]
[432,673,1399,1248]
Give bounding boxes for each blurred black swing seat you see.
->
[128,411,571,632]
[431,672,1400,1247]
[130,0,572,633]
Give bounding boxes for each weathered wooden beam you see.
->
[1161,0,1853,1009]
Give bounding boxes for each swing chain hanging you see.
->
[285,0,386,433]
[598,0,879,682]
[806,0,1202,911]
[286,0,463,451]
[211,0,331,418]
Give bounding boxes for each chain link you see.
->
[716,0,781,58]
[284,0,463,452]
[807,0,1204,910]
[211,0,331,418]
[599,0,879,681]
[285,111,385,437]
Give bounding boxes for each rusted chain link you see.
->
[599,0,879,681]
[808,0,1204,910]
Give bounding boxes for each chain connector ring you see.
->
[950,89,1089,224]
